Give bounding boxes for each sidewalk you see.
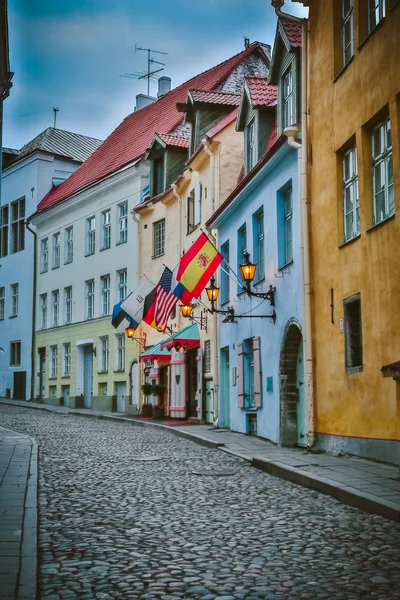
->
[1,398,399,524]
[0,425,38,600]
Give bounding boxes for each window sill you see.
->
[113,369,125,373]
[100,246,111,252]
[152,253,165,259]
[98,370,108,375]
[48,376,57,380]
[358,18,385,52]
[244,407,259,412]
[366,213,395,233]
[338,233,361,248]
[40,270,48,275]
[85,252,95,258]
[333,55,354,83]
[187,224,199,236]
[346,366,363,375]
[277,260,293,272]
[64,260,73,265]
[10,364,21,368]
[9,315,18,319]
[61,375,70,379]
[116,240,127,246]
[51,265,60,270]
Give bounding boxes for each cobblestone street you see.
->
[1,406,400,600]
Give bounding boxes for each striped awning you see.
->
[160,323,200,351]
[139,340,172,363]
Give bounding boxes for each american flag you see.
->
[154,267,179,331]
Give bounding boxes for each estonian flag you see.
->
[111,301,137,333]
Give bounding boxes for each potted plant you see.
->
[141,383,154,417]
[152,383,166,419]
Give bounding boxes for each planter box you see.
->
[153,406,164,419]
[142,404,153,417]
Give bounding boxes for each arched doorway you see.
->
[279,320,306,447]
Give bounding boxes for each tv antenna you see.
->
[120,45,168,96]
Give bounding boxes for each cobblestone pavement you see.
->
[1,406,400,600]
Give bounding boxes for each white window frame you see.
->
[100,336,109,372]
[342,0,354,67]
[10,197,25,254]
[50,345,58,378]
[40,293,47,329]
[63,343,71,376]
[86,280,95,320]
[153,219,165,258]
[246,119,256,173]
[343,146,360,242]
[52,289,59,327]
[368,0,385,34]
[102,209,111,250]
[283,188,293,265]
[52,232,60,269]
[101,275,110,316]
[65,226,73,264]
[255,210,265,282]
[0,205,8,258]
[10,340,21,367]
[118,203,128,244]
[0,286,4,320]
[116,334,125,371]
[86,216,96,255]
[372,117,394,225]
[282,68,294,129]
[65,286,72,324]
[11,283,18,317]
[40,238,48,273]
[117,269,127,302]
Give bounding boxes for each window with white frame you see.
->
[102,209,111,249]
[282,68,294,129]
[153,219,165,257]
[86,216,95,255]
[344,293,363,373]
[52,290,59,327]
[283,188,293,265]
[100,336,109,372]
[118,203,128,244]
[101,274,110,315]
[50,345,57,377]
[204,340,211,373]
[244,338,255,407]
[342,0,354,67]
[11,283,18,317]
[63,343,71,376]
[65,286,72,324]
[0,286,4,320]
[10,340,21,366]
[52,232,60,268]
[40,293,47,329]
[237,224,247,289]
[246,119,256,173]
[116,334,125,370]
[10,197,25,254]
[343,146,360,242]
[117,269,127,302]
[220,241,230,304]
[254,209,265,282]
[65,226,73,263]
[86,280,95,319]
[0,205,8,258]
[372,117,394,224]
[368,0,385,34]
[40,238,48,273]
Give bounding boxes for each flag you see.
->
[173,232,222,304]
[111,301,137,333]
[154,267,179,330]
[121,276,155,325]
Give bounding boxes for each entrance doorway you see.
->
[131,361,139,409]
[116,382,126,413]
[13,372,26,400]
[186,349,198,418]
[38,348,46,400]
[221,347,230,428]
[83,345,93,409]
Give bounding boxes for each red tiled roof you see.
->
[245,77,277,107]
[35,42,264,215]
[158,134,190,149]
[188,89,241,106]
[281,19,303,48]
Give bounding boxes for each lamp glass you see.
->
[239,259,256,283]
[125,326,135,338]
[206,283,220,302]
[181,304,193,318]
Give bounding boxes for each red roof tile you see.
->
[188,89,241,106]
[158,134,190,149]
[35,42,264,215]
[280,19,303,48]
[245,77,277,107]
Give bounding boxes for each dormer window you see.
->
[246,119,257,173]
[282,68,294,129]
[153,156,165,197]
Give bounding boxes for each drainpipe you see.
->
[273,0,315,448]
[25,221,37,401]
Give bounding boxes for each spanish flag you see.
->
[173,232,222,303]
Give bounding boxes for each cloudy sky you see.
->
[3,0,307,149]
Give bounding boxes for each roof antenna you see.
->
[53,107,59,129]
[120,45,168,97]
[244,37,250,49]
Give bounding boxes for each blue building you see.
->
[206,18,307,446]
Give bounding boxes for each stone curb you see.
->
[1,399,399,523]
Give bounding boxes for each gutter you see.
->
[25,221,37,401]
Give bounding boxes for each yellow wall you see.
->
[308,2,400,441]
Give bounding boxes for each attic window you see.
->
[246,119,257,173]
[282,68,294,129]
[153,157,165,197]
[187,183,201,234]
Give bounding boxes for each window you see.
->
[10,198,25,254]
[344,294,363,373]
[0,287,4,320]
[10,341,21,367]
[50,345,58,378]
[40,293,47,329]
[102,209,111,250]
[118,202,128,244]
[204,340,211,373]
[52,232,60,268]
[246,119,257,173]
[63,343,71,376]
[101,275,110,316]
[372,118,394,224]
[52,290,59,327]
[100,336,109,372]
[40,238,48,273]
[253,209,265,282]
[220,241,230,304]
[238,337,262,410]
[86,216,95,255]
[0,206,8,258]
[117,269,127,302]
[282,69,294,129]
[65,227,73,263]
[342,0,354,67]
[65,286,72,324]
[153,219,165,258]
[244,338,255,407]
[86,280,95,320]
[368,0,385,33]
[283,188,293,265]
[153,157,165,197]
[187,192,194,233]
[116,334,125,370]
[187,184,201,234]
[11,283,18,317]
[237,225,247,289]
[342,147,360,241]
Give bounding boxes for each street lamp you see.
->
[180,304,194,318]
[125,325,135,338]
[239,251,275,306]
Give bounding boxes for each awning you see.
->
[139,340,172,363]
[381,360,400,379]
[160,323,200,351]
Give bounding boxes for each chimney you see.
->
[157,76,171,98]
[244,37,250,49]
[135,94,156,111]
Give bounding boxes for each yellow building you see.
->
[306,0,400,463]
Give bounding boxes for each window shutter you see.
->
[238,342,245,408]
[194,183,201,225]
[253,336,262,408]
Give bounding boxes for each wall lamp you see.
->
[125,326,147,347]
[179,304,208,332]
[239,251,275,306]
